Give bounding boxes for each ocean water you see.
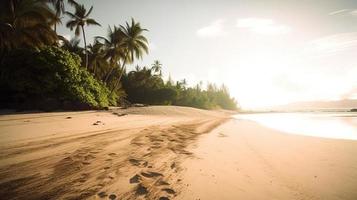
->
[234,112,357,140]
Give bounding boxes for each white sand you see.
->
[1,106,356,200]
[178,119,357,200]
[0,106,229,199]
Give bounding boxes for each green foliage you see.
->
[0,0,58,53]
[122,63,238,110]
[0,0,237,111]
[0,46,117,110]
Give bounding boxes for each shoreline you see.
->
[1,106,357,199]
[179,119,357,200]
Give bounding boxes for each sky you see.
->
[58,0,357,109]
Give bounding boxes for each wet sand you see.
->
[178,119,357,200]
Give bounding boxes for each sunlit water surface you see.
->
[234,112,357,140]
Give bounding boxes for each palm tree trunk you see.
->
[104,60,116,83]
[81,25,88,69]
[10,0,15,19]
[109,55,127,95]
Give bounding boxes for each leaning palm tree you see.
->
[117,18,149,81]
[110,18,149,94]
[95,25,126,82]
[0,0,57,53]
[65,4,100,69]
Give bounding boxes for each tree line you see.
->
[0,0,238,111]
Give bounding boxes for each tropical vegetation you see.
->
[0,0,238,111]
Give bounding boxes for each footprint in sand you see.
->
[155,180,170,186]
[129,174,141,184]
[109,194,117,200]
[82,161,91,165]
[128,158,141,166]
[84,154,96,160]
[97,191,107,198]
[136,184,148,195]
[162,188,176,195]
[159,197,170,200]
[141,171,163,178]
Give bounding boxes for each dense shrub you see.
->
[122,67,238,110]
[0,46,117,110]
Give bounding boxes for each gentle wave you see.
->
[234,112,357,140]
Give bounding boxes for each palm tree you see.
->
[0,0,57,52]
[48,13,62,33]
[87,41,107,77]
[118,18,149,78]
[95,25,126,82]
[58,35,83,56]
[110,18,149,94]
[151,60,162,76]
[65,4,100,69]
[48,0,78,33]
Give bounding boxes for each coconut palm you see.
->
[110,18,149,93]
[58,35,83,56]
[0,0,57,52]
[151,60,162,76]
[48,0,78,33]
[65,4,100,69]
[48,13,62,33]
[95,25,126,82]
[87,41,107,77]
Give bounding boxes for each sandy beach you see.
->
[1,106,357,200]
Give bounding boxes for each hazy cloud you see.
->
[329,9,350,15]
[196,20,227,38]
[350,10,357,16]
[302,32,357,57]
[341,87,357,99]
[236,18,291,35]
[329,9,357,16]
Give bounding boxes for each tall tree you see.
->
[48,0,78,33]
[111,18,148,93]
[95,25,126,82]
[87,41,107,77]
[65,4,100,69]
[0,0,57,53]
